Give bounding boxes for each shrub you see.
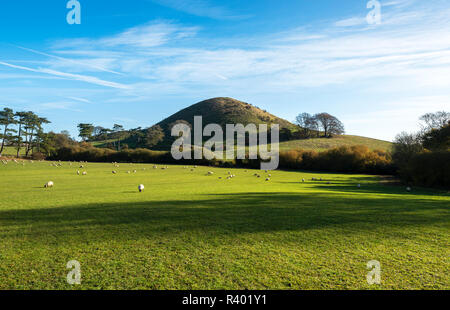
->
[405,151,450,188]
[279,146,394,174]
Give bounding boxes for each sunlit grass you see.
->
[0,160,448,289]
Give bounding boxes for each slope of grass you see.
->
[0,146,25,157]
[0,161,448,289]
[279,135,393,152]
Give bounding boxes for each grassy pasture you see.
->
[1,146,25,157]
[0,160,448,290]
[279,135,393,152]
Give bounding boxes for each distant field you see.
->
[1,146,25,157]
[279,135,393,152]
[0,160,448,289]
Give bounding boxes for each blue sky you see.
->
[0,0,449,141]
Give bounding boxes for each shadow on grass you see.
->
[0,192,448,244]
[308,183,450,196]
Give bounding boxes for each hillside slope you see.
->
[146,97,298,149]
[279,135,392,152]
[156,97,297,131]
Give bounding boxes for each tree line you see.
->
[77,123,133,151]
[0,108,51,157]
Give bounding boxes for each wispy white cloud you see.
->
[0,60,130,89]
[39,101,83,112]
[48,2,450,93]
[334,17,367,27]
[150,0,251,20]
[14,45,124,75]
[66,96,91,104]
[54,21,199,50]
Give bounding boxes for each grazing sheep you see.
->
[112,171,117,174]
[82,171,87,176]
[138,184,145,192]
[266,178,270,181]
[44,181,54,188]
[79,165,84,168]
[77,170,80,175]
[153,165,158,169]
[268,174,272,177]
[133,170,137,173]
[207,171,214,175]
[302,178,305,183]
[357,184,361,188]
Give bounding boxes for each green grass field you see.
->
[0,160,448,290]
[1,146,25,157]
[279,135,393,152]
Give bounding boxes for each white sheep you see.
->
[301,178,305,183]
[44,181,54,188]
[82,171,87,176]
[207,171,214,175]
[138,184,145,192]
[357,184,361,188]
[112,171,117,174]
[77,170,80,175]
[266,178,270,181]
[406,187,412,192]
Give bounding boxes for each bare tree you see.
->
[295,113,318,138]
[314,113,345,137]
[419,111,450,131]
